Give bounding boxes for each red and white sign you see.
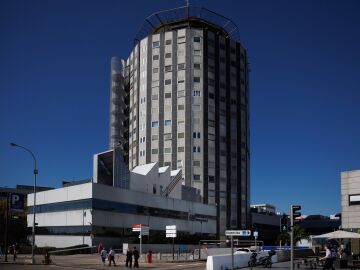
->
[132,224,141,231]
[132,224,149,235]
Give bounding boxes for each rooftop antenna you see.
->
[186,0,189,6]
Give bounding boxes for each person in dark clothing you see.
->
[125,249,133,268]
[12,243,19,262]
[133,247,139,268]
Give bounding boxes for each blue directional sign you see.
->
[10,193,25,212]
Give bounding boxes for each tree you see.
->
[293,225,309,245]
[276,226,309,246]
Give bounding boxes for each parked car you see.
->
[234,248,253,254]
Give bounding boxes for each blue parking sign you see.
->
[10,193,25,212]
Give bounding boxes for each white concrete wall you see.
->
[342,170,360,229]
[35,235,92,248]
[28,209,92,227]
[206,251,278,270]
[27,183,92,206]
[130,163,158,194]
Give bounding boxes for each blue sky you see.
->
[1,0,359,216]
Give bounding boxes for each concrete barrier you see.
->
[206,251,278,270]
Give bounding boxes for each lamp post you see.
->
[10,143,38,264]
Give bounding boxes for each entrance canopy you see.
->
[312,230,360,239]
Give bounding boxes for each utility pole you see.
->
[4,193,9,262]
[290,205,301,270]
[290,205,294,270]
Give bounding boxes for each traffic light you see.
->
[291,205,301,224]
[280,214,289,232]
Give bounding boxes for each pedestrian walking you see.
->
[133,246,139,268]
[98,242,103,254]
[100,247,107,266]
[321,244,335,270]
[12,243,18,262]
[108,247,116,266]
[125,248,133,268]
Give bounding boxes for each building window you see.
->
[194,63,201,69]
[165,53,172,58]
[193,90,201,97]
[178,36,186,43]
[151,149,158,154]
[349,194,360,206]
[193,77,200,83]
[152,134,158,141]
[153,68,159,73]
[165,65,172,72]
[165,92,172,98]
[192,104,201,111]
[178,90,185,97]
[193,36,201,42]
[178,63,185,70]
[165,39,172,45]
[164,120,172,126]
[193,132,200,139]
[193,160,200,167]
[178,133,184,138]
[164,148,171,154]
[152,41,160,48]
[178,79,185,84]
[209,176,215,183]
[153,55,159,60]
[193,146,201,152]
[177,160,183,168]
[209,92,215,99]
[152,94,158,100]
[194,50,201,56]
[178,104,184,110]
[164,133,172,140]
[178,147,184,152]
[208,78,215,86]
[152,80,159,88]
[165,79,172,85]
[193,174,201,181]
[151,121,159,128]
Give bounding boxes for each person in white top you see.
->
[108,247,116,267]
[321,245,335,270]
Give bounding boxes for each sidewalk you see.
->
[0,253,202,269]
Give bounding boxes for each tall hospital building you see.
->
[109,6,250,235]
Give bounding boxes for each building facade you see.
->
[27,181,216,248]
[341,170,360,231]
[110,6,250,236]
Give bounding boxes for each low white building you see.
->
[27,149,215,248]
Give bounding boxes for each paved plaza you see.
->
[1,254,358,270]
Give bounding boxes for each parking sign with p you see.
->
[10,193,25,212]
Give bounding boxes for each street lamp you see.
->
[10,143,38,264]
